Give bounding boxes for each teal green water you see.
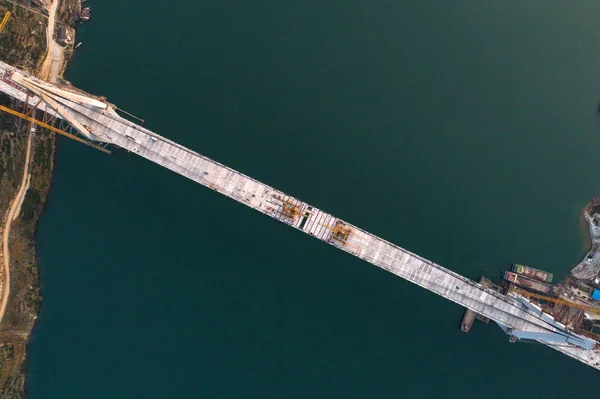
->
[27,1,600,397]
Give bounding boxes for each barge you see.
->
[460,277,502,331]
[512,264,553,283]
[503,271,556,295]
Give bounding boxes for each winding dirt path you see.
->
[0,0,62,325]
[0,128,33,324]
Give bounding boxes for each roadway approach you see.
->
[1,60,599,371]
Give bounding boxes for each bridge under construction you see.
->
[1,60,599,371]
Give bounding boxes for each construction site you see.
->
[1,58,600,371]
[1,4,600,397]
[463,262,600,347]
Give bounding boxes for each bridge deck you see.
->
[1,60,599,369]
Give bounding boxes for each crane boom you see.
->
[0,104,111,154]
[514,287,600,315]
[0,12,10,33]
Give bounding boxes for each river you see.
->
[27,1,600,397]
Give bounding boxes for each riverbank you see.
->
[0,0,77,396]
[0,99,54,397]
[26,1,600,397]
[571,198,600,281]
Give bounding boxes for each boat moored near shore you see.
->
[503,271,556,296]
[512,264,553,283]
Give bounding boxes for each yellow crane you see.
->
[0,11,10,33]
[0,103,111,154]
[513,287,600,315]
[322,221,364,252]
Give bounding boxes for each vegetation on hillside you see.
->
[0,0,79,395]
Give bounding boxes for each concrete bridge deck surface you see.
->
[1,60,599,370]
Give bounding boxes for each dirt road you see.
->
[38,0,62,82]
[0,0,62,325]
[0,126,33,324]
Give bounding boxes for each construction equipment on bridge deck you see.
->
[280,198,301,221]
[512,287,600,315]
[271,195,302,222]
[0,12,10,33]
[0,104,112,154]
[324,221,353,246]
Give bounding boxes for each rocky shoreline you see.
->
[571,198,600,281]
